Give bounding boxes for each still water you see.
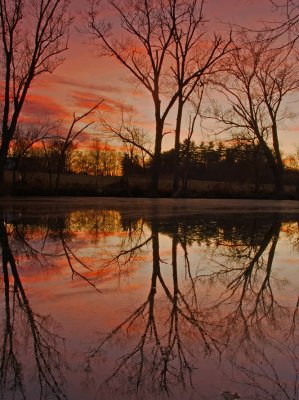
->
[0,197,298,400]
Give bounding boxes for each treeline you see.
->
[8,138,122,179]
[6,136,123,194]
[123,138,299,189]
[8,136,299,193]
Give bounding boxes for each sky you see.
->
[22,0,299,155]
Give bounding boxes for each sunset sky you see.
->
[23,0,299,154]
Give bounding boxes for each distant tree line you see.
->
[8,137,122,190]
[122,137,295,190]
[8,132,299,193]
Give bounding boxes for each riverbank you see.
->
[4,170,298,199]
[2,196,299,221]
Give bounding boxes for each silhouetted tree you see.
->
[211,31,299,196]
[41,137,75,189]
[8,121,58,186]
[88,0,230,196]
[181,94,203,192]
[166,1,231,195]
[100,106,153,170]
[0,0,71,193]
[54,101,103,192]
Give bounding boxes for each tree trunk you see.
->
[151,221,160,298]
[182,139,191,193]
[271,123,284,197]
[151,108,164,197]
[151,138,162,197]
[172,97,183,196]
[257,136,284,197]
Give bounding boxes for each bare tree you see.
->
[88,0,173,195]
[167,1,231,195]
[88,0,230,196]
[54,101,103,192]
[100,106,153,174]
[41,136,76,190]
[9,120,59,185]
[210,32,299,196]
[0,0,72,193]
[181,89,203,192]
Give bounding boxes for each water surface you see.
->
[0,198,298,400]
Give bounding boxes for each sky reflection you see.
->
[0,200,298,400]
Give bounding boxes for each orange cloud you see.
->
[71,90,137,115]
[71,90,105,111]
[22,94,70,124]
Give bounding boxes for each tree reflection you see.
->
[202,218,284,343]
[0,208,123,399]
[86,213,298,399]
[180,216,298,400]
[228,341,299,400]
[196,217,299,400]
[0,217,67,399]
[0,206,298,399]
